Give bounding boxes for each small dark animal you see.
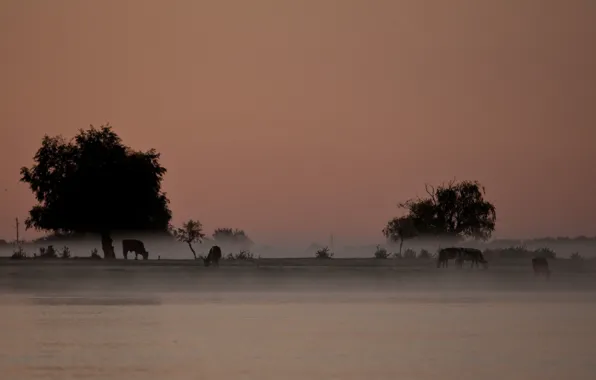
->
[122,239,149,260]
[532,257,550,278]
[203,245,222,267]
[437,247,461,268]
[456,248,488,269]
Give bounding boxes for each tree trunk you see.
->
[101,231,116,259]
[187,242,197,260]
[399,238,404,255]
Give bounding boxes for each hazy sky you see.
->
[1,0,595,245]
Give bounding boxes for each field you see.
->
[2,257,596,296]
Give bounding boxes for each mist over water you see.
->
[1,259,596,379]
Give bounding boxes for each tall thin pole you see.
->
[15,217,20,246]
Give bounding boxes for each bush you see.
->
[418,249,432,259]
[570,252,583,260]
[37,245,58,259]
[90,248,102,260]
[374,245,391,259]
[403,248,417,259]
[315,246,333,259]
[226,250,255,260]
[10,246,27,260]
[60,246,71,259]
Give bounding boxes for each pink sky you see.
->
[1,0,595,245]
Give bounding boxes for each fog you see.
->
[2,257,596,379]
[3,232,596,260]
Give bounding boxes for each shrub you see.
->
[373,245,391,259]
[315,246,333,259]
[37,245,58,259]
[226,250,255,260]
[60,246,71,259]
[403,248,417,259]
[418,249,432,259]
[90,248,102,260]
[570,252,583,260]
[534,247,556,259]
[10,246,27,260]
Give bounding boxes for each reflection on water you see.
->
[1,291,596,380]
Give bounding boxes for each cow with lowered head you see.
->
[122,239,149,260]
[203,245,222,267]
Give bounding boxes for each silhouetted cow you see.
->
[122,239,149,260]
[203,245,222,267]
[456,248,488,269]
[532,257,550,278]
[437,247,461,268]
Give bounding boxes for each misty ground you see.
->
[2,258,596,380]
[2,258,596,299]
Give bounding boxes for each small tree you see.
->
[171,219,205,259]
[382,216,417,255]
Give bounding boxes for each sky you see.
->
[1,0,595,246]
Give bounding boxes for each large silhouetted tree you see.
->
[385,180,496,242]
[20,125,172,259]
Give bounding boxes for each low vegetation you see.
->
[225,250,255,261]
[373,245,391,259]
[315,247,333,259]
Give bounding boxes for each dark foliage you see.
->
[388,180,496,242]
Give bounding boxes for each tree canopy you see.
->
[385,180,496,242]
[20,124,172,258]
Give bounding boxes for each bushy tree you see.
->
[171,219,205,259]
[20,125,172,259]
[388,180,496,242]
[212,228,253,250]
[382,216,417,255]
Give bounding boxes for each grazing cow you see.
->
[437,247,461,268]
[203,245,222,267]
[532,257,550,278]
[456,248,488,269]
[122,239,149,260]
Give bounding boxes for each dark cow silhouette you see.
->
[456,248,488,269]
[203,245,222,267]
[122,239,149,260]
[532,257,550,278]
[437,247,461,268]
